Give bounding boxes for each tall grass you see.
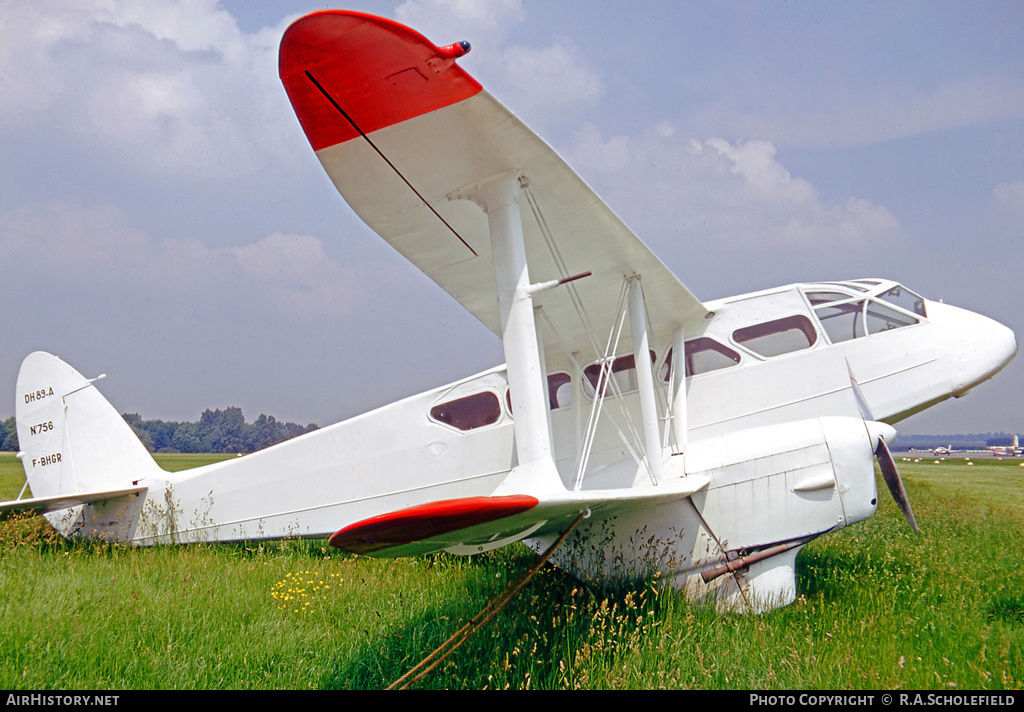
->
[1,455,1021,689]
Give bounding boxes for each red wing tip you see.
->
[280,10,434,69]
[329,495,539,555]
[279,10,482,151]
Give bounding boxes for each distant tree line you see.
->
[0,408,319,454]
[3,414,1015,455]
[0,418,16,452]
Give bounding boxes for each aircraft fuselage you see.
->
[109,277,1014,542]
[24,275,1015,609]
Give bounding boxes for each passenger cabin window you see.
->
[584,351,655,396]
[878,285,927,317]
[505,372,573,415]
[733,315,817,357]
[547,372,572,409]
[430,391,502,431]
[661,338,741,380]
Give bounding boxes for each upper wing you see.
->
[279,11,706,365]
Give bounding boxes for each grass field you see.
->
[0,452,1021,689]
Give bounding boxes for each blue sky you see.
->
[2,0,1022,435]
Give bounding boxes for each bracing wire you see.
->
[521,181,649,488]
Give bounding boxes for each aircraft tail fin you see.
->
[14,352,161,501]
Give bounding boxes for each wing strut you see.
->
[449,172,561,494]
[628,277,664,484]
[669,325,687,456]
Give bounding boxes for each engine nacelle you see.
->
[532,416,883,611]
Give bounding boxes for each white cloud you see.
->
[720,75,1024,150]
[397,0,600,130]
[0,203,152,279]
[564,123,901,253]
[0,0,297,178]
[492,40,603,130]
[704,138,817,206]
[0,203,362,315]
[232,232,362,315]
[115,0,247,56]
[395,0,525,43]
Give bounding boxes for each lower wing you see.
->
[329,474,710,557]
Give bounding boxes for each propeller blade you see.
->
[849,361,919,533]
[847,358,875,422]
[875,436,919,534]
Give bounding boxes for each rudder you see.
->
[15,352,160,500]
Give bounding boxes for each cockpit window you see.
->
[584,351,655,397]
[805,291,854,306]
[865,301,919,334]
[661,338,741,380]
[878,285,927,317]
[430,391,502,431]
[812,298,920,344]
[733,315,817,357]
[823,281,868,292]
[816,300,866,343]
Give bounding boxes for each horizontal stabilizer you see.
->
[329,474,709,557]
[0,485,147,519]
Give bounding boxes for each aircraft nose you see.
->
[992,321,1019,371]
[927,301,1017,394]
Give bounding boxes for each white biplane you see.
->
[2,11,1017,611]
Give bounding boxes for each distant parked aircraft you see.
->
[988,436,1023,457]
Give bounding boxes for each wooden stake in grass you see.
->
[388,512,586,690]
